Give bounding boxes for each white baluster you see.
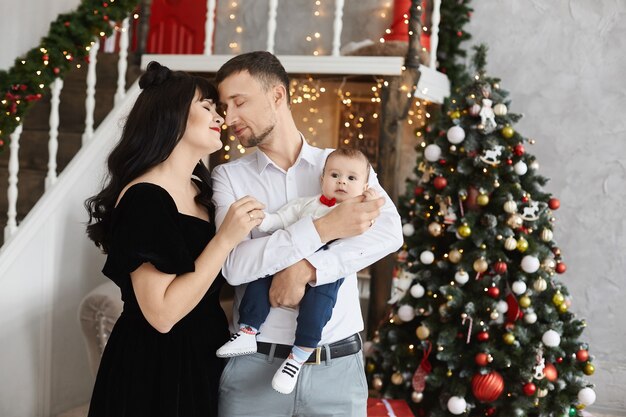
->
[46,78,64,190]
[114,18,130,106]
[83,39,100,145]
[5,124,23,241]
[204,0,217,55]
[332,0,345,56]
[429,0,442,69]
[267,0,278,53]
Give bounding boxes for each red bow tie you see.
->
[319,195,336,207]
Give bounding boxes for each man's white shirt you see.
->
[211,137,403,345]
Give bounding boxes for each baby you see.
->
[216,147,377,394]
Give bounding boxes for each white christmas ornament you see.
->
[424,144,442,162]
[541,228,553,242]
[493,103,508,116]
[447,126,466,144]
[420,251,435,264]
[533,278,548,292]
[410,283,425,298]
[530,160,540,170]
[496,300,509,313]
[454,270,469,285]
[447,396,467,415]
[504,237,517,251]
[578,387,596,406]
[542,330,561,347]
[503,200,517,214]
[397,304,416,322]
[479,98,497,133]
[521,255,540,273]
[514,161,528,175]
[388,270,416,304]
[480,145,504,166]
[512,281,527,295]
[524,309,538,324]
[402,223,415,236]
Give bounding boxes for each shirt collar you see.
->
[255,132,316,174]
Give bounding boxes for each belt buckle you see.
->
[305,347,322,365]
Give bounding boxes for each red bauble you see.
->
[433,176,447,190]
[493,261,507,274]
[523,382,537,396]
[64,21,70,27]
[543,362,558,382]
[556,357,564,364]
[472,372,504,402]
[521,196,529,203]
[475,353,490,366]
[514,144,525,156]
[414,186,424,196]
[556,262,567,274]
[549,198,560,210]
[477,331,490,342]
[486,407,496,416]
[506,159,513,165]
[438,159,447,165]
[576,349,589,362]
[487,287,500,298]
[53,67,60,74]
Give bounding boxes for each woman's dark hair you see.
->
[85,61,218,252]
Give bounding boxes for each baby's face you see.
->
[321,155,368,203]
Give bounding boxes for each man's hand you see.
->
[269,259,317,308]
[313,195,384,243]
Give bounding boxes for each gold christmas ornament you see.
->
[366,362,376,373]
[583,363,595,375]
[450,110,461,119]
[519,295,531,308]
[542,258,557,271]
[533,277,548,292]
[502,125,515,138]
[391,372,404,385]
[517,237,529,252]
[446,369,453,377]
[473,257,489,273]
[372,376,383,390]
[458,224,472,238]
[416,325,430,340]
[449,249,462,263]
[412,391,424,403]
[476,193,490,206]
[428,222,443,237]
[552,292,565,306]
[503,333,515,344]
[504,237,517,251]
[558,303,568,313]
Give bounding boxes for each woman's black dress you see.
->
[88,183,229,417]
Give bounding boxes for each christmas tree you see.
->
[365,45,596,417]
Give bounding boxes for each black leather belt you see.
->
[257,333,361,365]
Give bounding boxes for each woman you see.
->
[84,61,264,417]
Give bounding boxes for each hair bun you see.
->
[139,61,172,89]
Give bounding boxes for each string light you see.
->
[228,2,242,53]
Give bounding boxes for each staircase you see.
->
[0,53,142,246]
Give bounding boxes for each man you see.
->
[212,51,403,416]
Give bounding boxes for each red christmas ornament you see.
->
[433,176,447,190]
[475,353,490,366]
[64,21,70,27]
[555,262,567,274]
[548,198,560,210]
[556,357,564,364]
[42,54,49,61]
[414,186,424,196]
[493,261,507,275]
[506,159,513,165]
[485,407,496,416]
[0,139,4,147]
[103,15,109,21]
[471,371,504,402]
[521,196,529,203]
[506,293,522,323]
[514,144,525,156]
[53,67,60,74]
[543,362,558,382]
[412,343,432,392]
[487,287,500,298]
[523,382,537,396]
[438,159,447,165]
[576,349,589,362]
[477,331,490,342]
[457,30,463,37]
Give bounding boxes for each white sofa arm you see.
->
[78,281,123,376]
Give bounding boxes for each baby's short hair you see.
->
[323,148,371,181]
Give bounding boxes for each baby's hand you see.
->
[363,188,379,201]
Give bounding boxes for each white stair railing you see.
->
[267,0,279,53]
[4,124,23,242]
[115,18,131,105]
[429,0,442,68]
[45,78,64,190]
[82,39,100,145]
[331,0,345,57]
[203,0,217,55]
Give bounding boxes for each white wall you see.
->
[0,0,81,70]
[465,1,626,414]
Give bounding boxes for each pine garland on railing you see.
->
[0,0,140,152]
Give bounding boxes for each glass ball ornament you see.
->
[391,371,404,385]
[542,329,561,347]
[507,214,523,229]
[496,300,509,313]
[420,250,435,264]
[469,103,481,116]
[410,283,425,298]
[473,257,489,273]
[411,391,424,403]
[541,228,553,242]
[533,277,548,292]
[416,325,430,340]
[454,270,469,285]
[542,258,557,271]
[372,376,383,390]
[583,362,595,375]
[424,144,442,161]
[537,388,548,398]
[530,160,540,170]
[503,333,515,345]
[447,396,467,415]
[512,280,527,295]
[490,310,500,320]
[501,126,514,138]
[519,295,531,308]
[447,125,466,144]
[514,161,528,175]
[493,103,508,116]
[397,304,416,322]
[517,237,529,252]
[558,303,568,313]
[521,255,540,273]
[503,200,517,214]
[569,406,577,416]
[578,387,596,406]
[552,292,565,306]
[457,224,472,238]
[428,222,443,236]
[402,223,415,236]
[449,249,463,263]
[450,110,461,119]
[504,237,517,251]
[576,349,589,362]
[476,193,490,206]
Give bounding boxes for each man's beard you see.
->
[240,124,275,148]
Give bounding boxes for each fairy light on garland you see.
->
[305,0,324,56]
[228,1,243,53]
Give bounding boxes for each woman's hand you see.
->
[216,196,265,249]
